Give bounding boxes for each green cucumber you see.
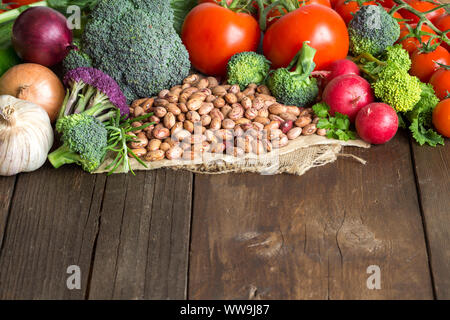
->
[0,46,21,77]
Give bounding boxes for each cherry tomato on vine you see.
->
[386,7,405,27]
[432,98,450,138]
[378,0,396,9]
[398,0,446,24]
[430,68,450,100]
[410,45,450,82]
[182,3,260,76]
[334,0,376,25]
[435,14,450,52]
[263,4,349,70]
[398,23,438,53]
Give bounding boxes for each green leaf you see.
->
[170,0,197,35]
[312,102,330,118]
[409,119,444,147]
[317,118,332,129]
[313,104,356,142]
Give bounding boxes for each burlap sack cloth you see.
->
[95,136,370,176]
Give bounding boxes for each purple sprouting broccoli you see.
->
[58,67,129,122]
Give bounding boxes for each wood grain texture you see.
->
[0,176,16,249]
[0,164,105,299]
[412,142,450,299]
[189,132,434,300]
[87,169,193,300]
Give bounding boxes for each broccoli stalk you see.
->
[266,42,319,107]
[58,67,129,122]
[48,144,83,168]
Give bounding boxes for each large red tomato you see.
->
[262,0,332,29]
[435,14,450,52]
[334,0,376,25]
[263,4,349,70]
[410,46,450,82]
[399,0,446,24]
[182,3,261,76]
[198,0,233,4]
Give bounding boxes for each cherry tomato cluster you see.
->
[180,0,450,138]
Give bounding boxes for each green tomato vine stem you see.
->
[391,0,449,50]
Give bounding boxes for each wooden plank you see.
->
[87,169,193,300]
[411,142,450,299]
[0,176,16,249]
[189,132,434,300]
[0,164,105,299]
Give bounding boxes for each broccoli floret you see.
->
[62,42,93,74]
[266,42,319,107]
[373,67,422,113]
[227,52,271,90]
[379,44,411,72]
[59,67,129,121]
[406,82,443,146]
[48,114,108,172]
[349,5,400,56]
[354,45,421,113]
[79,0,190,103]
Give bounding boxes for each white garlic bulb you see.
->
[0,95,54,176]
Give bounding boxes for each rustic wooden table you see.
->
[0,131,448,300]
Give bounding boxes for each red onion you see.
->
[12,7,73,67]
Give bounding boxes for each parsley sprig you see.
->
[312,102,357,141]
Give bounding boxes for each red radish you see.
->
[356,103,398,144]
[323,59,360,84]
[322,74,374,122]
[12,7,73,67]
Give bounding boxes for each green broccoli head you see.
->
[81,0,190,103]
[49,114,108,172]
[267,68,319,107]
[381,45,411,72]
[267,42,319,107]
[62,46,93,74]
[227,52,271,90]
[373,67,422,113]
[349,5,400,56]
